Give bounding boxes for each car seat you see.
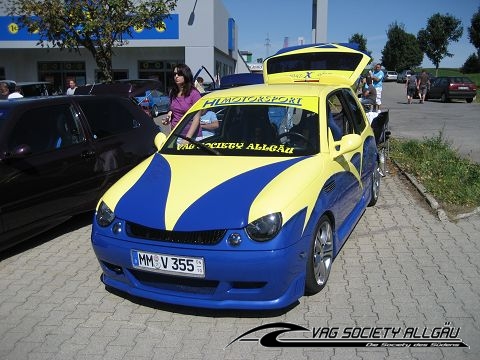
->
[226,106,277,143]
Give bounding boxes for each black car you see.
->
[0,95,159,250]
[426,76,477,103]
[16,81,57,97]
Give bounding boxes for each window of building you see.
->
[38,62,86,94]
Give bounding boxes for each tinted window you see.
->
[267,52,364,74]
[19,83,53,97]
[343,89,366,133]
[79,98,138,139]
[8,104,84,154]
[326,90,361,141]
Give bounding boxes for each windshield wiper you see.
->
[176,134,221,155]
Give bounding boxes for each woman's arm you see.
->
[185,111,201,139]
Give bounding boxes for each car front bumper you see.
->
[91,224,309,310]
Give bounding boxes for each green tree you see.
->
[8,0,178,83]
[468,7,480,57]
[461,53,480,73]
[417,13,463,75]
[349,33,370,56]
[381,22,423,71]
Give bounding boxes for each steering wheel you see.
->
[276,131,314,149]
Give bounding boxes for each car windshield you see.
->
[160,104,320,157]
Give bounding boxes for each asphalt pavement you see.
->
[381,81,480,163]
[0,83,479,360]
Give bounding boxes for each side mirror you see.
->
[154,132,167,150]
[7,144,33,159]
[329,133,362,160]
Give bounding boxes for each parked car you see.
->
[116,79,170,117]
[396,70,413,83]
[0,80,56,97]
[76,80,168,118]
[16,81,56,97]
[0,95,159,250]
[134,88,169,117]
[426,76,477,103]
[91,43,381,310]
[384,71,398,82]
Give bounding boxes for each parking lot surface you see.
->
[1,169,479,360]
[383,82,480,163]
[1,82,480,360]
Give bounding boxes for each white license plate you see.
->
[458,86,469,90]
[131,250,205,278]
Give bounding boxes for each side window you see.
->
[326,91,360,141]
[8,104,85,154]
[79,98,137,139]
[343,89,366,133]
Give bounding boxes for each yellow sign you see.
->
[155,22,166,32]
[8,23,19,35]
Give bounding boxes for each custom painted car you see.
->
[91,44,380,310]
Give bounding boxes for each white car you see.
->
[384,71,398,82]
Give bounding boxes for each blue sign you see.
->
[0,15,179,41]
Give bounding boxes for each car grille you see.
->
[126,222,226,245]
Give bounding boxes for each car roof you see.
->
[16,81,52,85]
[0,94,130,108]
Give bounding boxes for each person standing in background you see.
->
[195,76,205,93]
[0,82,10,99]
[66,80,77,95]
[371,63,384,111]
[162,64,202,140]
[405,73,418,104]
[7,86,23,99]
[418,70,430,104]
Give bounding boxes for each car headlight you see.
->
[245,213,282,242]
[96,201,115,227]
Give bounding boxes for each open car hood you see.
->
[263,43,371,87]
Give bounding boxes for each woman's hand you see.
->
[162,112,172,125]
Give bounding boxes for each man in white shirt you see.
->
[66,80,77,95]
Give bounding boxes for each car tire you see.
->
[152,105,159,118]
[305,215,334,295]
[368,159,381,207]
[466,98,473,103]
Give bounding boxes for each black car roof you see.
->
[0,94,130,108]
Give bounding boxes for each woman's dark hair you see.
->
[169,63,196,100]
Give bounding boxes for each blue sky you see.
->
[222,0,479,69]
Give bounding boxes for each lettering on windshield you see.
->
[202,96,303,107]
[178,142,294,154]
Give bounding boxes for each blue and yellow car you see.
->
[91,44,380,310]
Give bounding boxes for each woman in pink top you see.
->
[162,64,202,139]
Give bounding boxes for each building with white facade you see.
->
[0,0,240,93]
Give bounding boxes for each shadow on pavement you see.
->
[0,212,94,261]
